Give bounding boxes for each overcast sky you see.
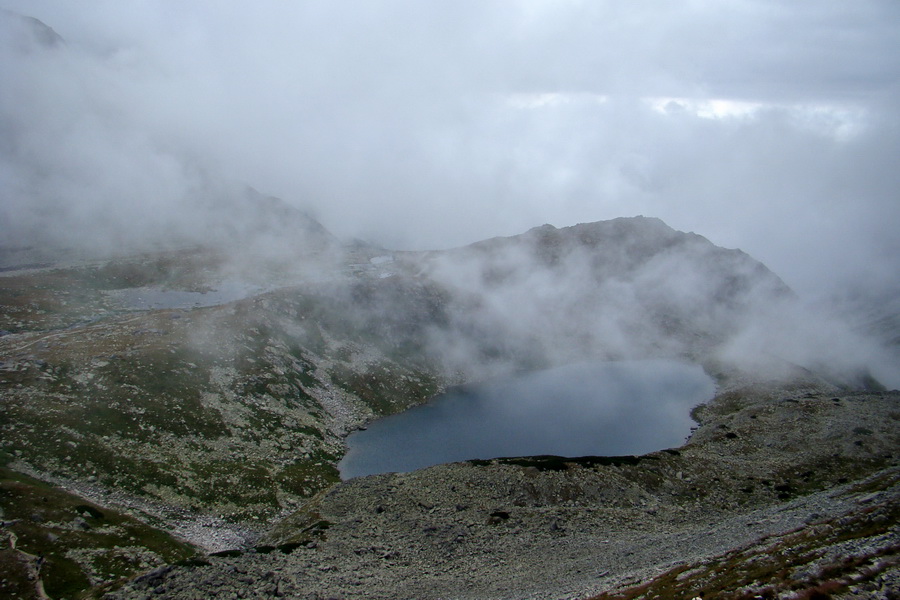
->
[1,1,898,299]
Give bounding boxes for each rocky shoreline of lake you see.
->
[107,382,900,599]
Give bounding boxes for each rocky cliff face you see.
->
[0,213,893,598]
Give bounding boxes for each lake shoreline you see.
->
[339,359,715,479]
[110,381,900,599]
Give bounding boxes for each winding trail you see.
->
[0,313,152,355]
[4,528,50,600]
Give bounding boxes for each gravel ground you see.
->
[107,385,900,599]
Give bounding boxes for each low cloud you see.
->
[1,3,897,366]
[396,218,896,389]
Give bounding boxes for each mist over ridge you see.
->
[2,5,898,301]
[0,3,895,389]
[398,216,897,389]
[0,7,897,395]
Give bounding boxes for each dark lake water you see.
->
[338,359,715,479]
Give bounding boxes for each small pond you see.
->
[107,280,269,310]
[338,359,715,479]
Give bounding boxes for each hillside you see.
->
[110,385,900,600]
[1,213,896,598]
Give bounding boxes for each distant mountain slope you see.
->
[0,9,65,51]
[0,10,339,267]
[408,216,794,374]
[834,287,900,349]
[0,188,340,274]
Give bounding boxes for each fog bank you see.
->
[1,3,898,302]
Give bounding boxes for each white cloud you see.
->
[0,0,897,302]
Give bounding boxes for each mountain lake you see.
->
[339,359,716,479]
